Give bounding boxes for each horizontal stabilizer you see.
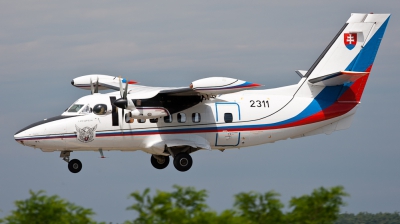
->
[295,70,308,77]
[308,71,369,86]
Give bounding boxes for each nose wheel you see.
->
[60,151,82,173]
[68,159,82,173]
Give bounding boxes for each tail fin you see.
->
[286,14,390,132]
[306,13,390,79]
[297,13,390,103]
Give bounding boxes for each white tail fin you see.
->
[284,13,390,134]
[296,13,390,101]
[305,13,390,79]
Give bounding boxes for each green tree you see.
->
[125,185,221,224]
[125,185,348,224]
[233,190,285,223]
[1,186,350,223]
[287,186,348,224]
[0,190,97,224]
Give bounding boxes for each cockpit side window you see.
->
[93,104,108,115]
[80,105,92,114]
[68,104,84,113]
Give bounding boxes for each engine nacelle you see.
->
[72,74,137,91]
[190,77,261,95]
[127,107,170,119]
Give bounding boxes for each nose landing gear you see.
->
[68,159,82,173]
[60,151,82,173]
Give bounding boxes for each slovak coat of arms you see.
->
[75,125,97,143]
[344,33,357,50]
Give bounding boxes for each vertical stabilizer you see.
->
[284,14,390,134]
[305,13,390,79]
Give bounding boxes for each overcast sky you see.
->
[1,1,399,223]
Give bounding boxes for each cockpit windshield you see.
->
[67,104,84,112]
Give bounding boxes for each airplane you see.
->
[14,13,390,173]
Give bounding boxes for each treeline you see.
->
[0,185,398,223]
[336,212,400,224]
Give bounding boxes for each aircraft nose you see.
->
[14,115,73,146]
[71,80,74,86]
[14,130,28,145]
[14,118,49,145]
[14,123,39,145]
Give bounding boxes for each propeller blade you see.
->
[123,80,129,99]
[118,76,123,98]
[122,108,125,124]
[90,78,94,95]
[94,77,99,93]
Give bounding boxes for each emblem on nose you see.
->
[75,125,97,143]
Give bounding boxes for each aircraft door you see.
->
[215,102,241,147]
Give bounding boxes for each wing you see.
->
[72,75,261,98]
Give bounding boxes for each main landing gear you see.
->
[151,155,170,169]
[150,152,193,172]
[61,151,82,173]
[173,153,193,172]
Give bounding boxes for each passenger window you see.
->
[125,112,134,123]
[224,113,233,123]
[150,118,158,123]
[164,115,173,123]
[138,118,146,123]
[177,113,186,123]
[192,113,201,123]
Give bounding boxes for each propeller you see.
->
[95,77,99,93]
[90,77,99,95]
[113,76,129,122]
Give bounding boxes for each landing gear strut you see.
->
[60,151,82,173]
[151,155,170,169]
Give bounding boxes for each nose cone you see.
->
[71,80,75,86]
[14,130,29,145]
[14,130,24,139]
[14,125,39,146]
[14,115,74,146]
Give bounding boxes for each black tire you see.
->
[151,155,170,169]
[68,159,82,173]
[173,153,193,172]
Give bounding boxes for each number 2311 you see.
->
[250,100,269,108]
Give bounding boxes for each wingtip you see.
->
[128,80,138,84]
[249,83,263,87]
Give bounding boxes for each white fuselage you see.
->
[14,80,357,156]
